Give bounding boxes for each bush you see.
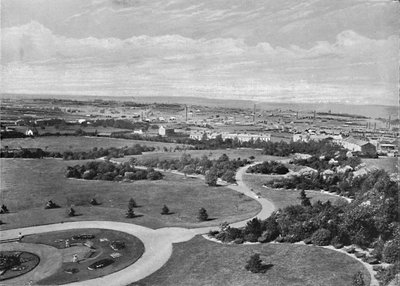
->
[161,205,170,215]
[68,208,76,217]
[311,228,332,246]
[197,208,208,221]
[382,240,400,263]
[244,233,259,243]
[126,207,135,218]
[352,271,365,286]
[128,198,137,209]
[245,253,264,273]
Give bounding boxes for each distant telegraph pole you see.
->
[185,105,188,123]
[253,104,256,123]
[388,115,391,130]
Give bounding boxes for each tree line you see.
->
[66,161,163,182]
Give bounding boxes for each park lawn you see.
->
[113,149,285,164]
[1,136,185,153]
[22,228,144,285]
[133,236,370,286]
[243,174,348,210]
[362,157,398,174]
[0,159,260,230]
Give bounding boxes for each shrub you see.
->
[205,168,218,186]
[234,238,244,244]
[161,205,170,215]
[245,253,264,273]
[311,228,332,246]
[197,208,208,221]
[382,240,400,263]
[244,233,259,243]
[0,204,9,214]
[126,207,135,218]
[68,208,76,217]
[352,271,365,286]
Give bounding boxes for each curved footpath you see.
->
[0,162,377,286]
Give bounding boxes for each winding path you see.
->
[0,162,376,286]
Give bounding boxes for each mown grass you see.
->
[113,149,284,164]
[1,136,184,153]
[243,173,347,210]
[22,228,144,285]
[0,159,260,230]
[133,235,370,286]
[362,157,398,174]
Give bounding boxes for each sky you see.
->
[1,0,399,105]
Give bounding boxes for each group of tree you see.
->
[209,169,398,284]
[246,161,289,175]
[0,147,62,159]
[62,144,155,160]
[134,153,248,185]
[265,167,391,200]
[290,153,361,172]
[65,161,163,182]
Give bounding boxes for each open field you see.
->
[243,174,347,210]
[1,136,185,152]
[113,149,285,163]
[21,228,144,285]
[133,235,370,286]
[362,157,398,174]
[0,159,260,230]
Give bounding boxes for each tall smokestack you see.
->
[253,104,256,123]
[185,105,188,123]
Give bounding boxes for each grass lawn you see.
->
[243,174,348,210]
[22,228,144,285]
[1,136,185,153]
[362,157,398,174]
[133,236,370,286]
[113,149,284,164]
[0,159,260,230]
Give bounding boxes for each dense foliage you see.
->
[209,169,398,284]
[247,161,289,175]
[134,153,249,184]
[66,161,163,182]
[62,144,155,160]
[291,153,361,172]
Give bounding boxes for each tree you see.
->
[352,271,365,286]
[245,253,264,273]
[161,205,170,215]
[205,167,218,186]
[128,198,137,208]
[198,208,209,221]
[126,206,135,218]
[0,204,9,214]
[90,198,99,206]
[299,190,311,207]
[221,170,236,183]
[68,208,76,217]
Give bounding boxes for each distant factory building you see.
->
[340,137,377,157]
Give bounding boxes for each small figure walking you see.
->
[72,254,78,263]
[65,239,70,248]
[18,232,23,241]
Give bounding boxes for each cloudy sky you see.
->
[1,0,399,105]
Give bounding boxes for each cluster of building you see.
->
[189,130,271,142]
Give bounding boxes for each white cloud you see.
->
[1,21,398,105]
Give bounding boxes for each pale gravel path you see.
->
[0,162,376,286]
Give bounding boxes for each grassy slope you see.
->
[133,236,370,286]
[22,228,144,285]
[113,149,284,163]
[243,174,347,210]
[362,157,398,174]
[0,159,260,230]
[1,136,183,153]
